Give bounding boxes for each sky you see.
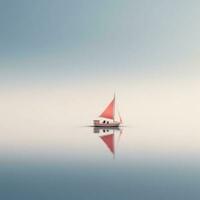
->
[0,0,200,85]
[0,0,200,128]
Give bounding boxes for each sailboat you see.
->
[93,94,122,127]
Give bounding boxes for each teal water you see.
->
[0,127,200,200]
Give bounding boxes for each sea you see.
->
[0,124,199,200]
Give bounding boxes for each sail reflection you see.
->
[93,127,123,158]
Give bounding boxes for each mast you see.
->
[113,93,115,122]
[118,112,123,124]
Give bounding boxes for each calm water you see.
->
[0,125,200,200]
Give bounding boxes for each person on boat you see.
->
[107,121,109,124]
[103,120,106,123]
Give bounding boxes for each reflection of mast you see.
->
[116,128,123,148]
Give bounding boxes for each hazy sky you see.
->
[0,0,200,129]
[0,0,200,86]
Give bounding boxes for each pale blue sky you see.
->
[0,0,200,85]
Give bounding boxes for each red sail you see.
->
[100,134,115,155]
[99,97,115,119]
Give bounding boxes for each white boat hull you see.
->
[93,120,120,127]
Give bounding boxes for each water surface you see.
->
[0,125,200,200]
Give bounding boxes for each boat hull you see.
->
[93,120,120,127]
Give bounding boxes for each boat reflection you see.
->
[93,127,123,158]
